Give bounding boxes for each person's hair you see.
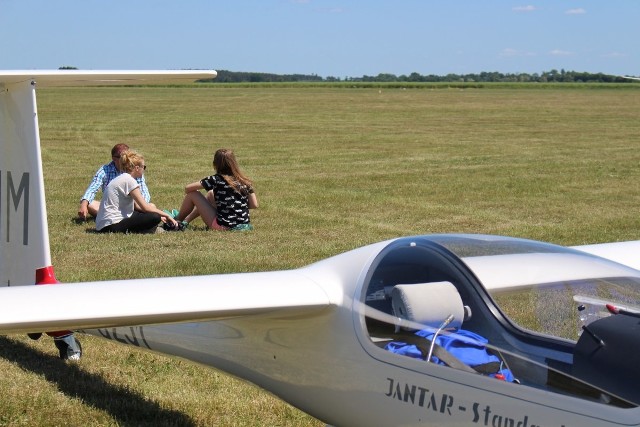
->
[111,143,130,157]
[119,149,144,173]
[213,148,252,193]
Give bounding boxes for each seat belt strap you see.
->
[389,333,503,375]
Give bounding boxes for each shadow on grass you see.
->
[0,336,197,427]
[82,225,210,234]
[71,215,223,234]
[72,216,95,225]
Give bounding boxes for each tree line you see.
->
[57,67,635,84]
[210,69,634,84]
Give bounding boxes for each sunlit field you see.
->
[1,83,639,426]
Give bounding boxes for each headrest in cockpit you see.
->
[391,281,465,331]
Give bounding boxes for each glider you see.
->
[2,71,640,427]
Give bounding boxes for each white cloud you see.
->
[513,5,537,12]
[565,8,586,15]
[500,48,536,57]
[550,49,574,56]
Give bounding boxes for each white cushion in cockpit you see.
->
[391,282,464,331]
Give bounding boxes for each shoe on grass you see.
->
[54,333,82,360]
[163,220,188,232]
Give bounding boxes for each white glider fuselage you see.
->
[77,238,640,427]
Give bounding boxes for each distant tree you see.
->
[407,72,423,82]
[376,73,398,82]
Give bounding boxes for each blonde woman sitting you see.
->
[96,150,177,233]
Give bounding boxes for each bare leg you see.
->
[183,190,214,223]
[184,207,200,223]
[176,191,217,227]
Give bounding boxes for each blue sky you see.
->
[1,1,637,78]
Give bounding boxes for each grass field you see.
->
[1,83,640,426]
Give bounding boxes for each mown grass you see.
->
[2,84,640,426]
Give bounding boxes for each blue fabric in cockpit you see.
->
[385,329,515,382]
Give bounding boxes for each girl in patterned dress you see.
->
[172,148,258,230]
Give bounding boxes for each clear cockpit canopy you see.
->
[430,234,640,341]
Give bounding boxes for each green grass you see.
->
[2,84,640,426]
